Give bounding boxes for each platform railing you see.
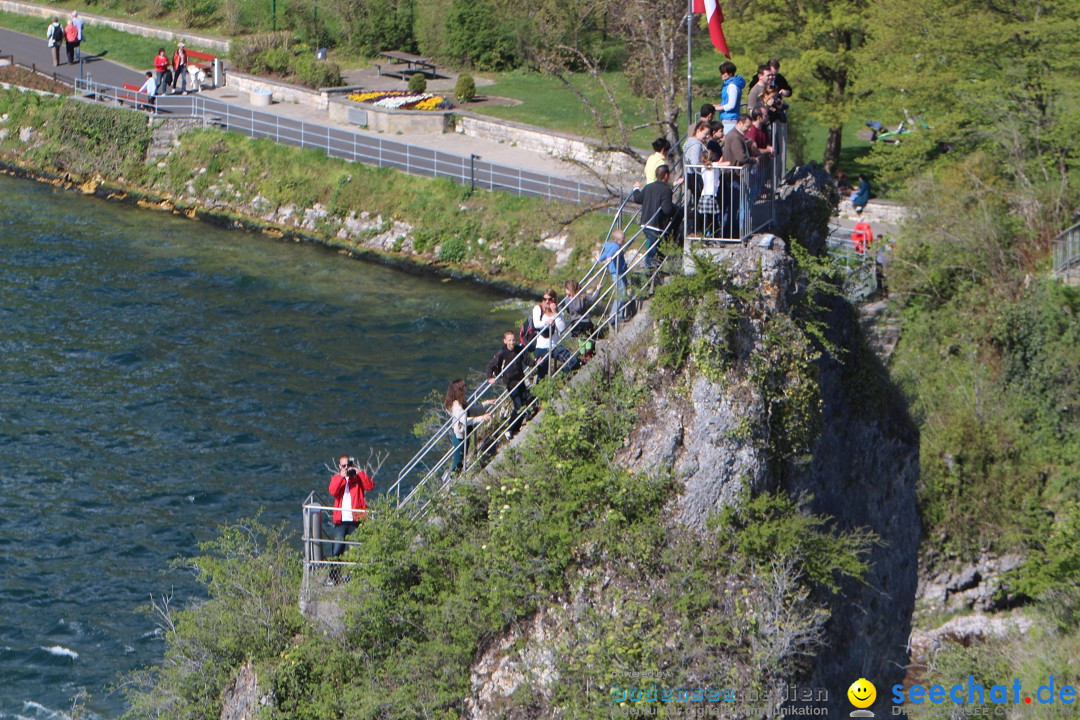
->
[1053,222,1080,279]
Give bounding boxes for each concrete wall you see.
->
[456,113,642,180]
[226,72,328,109]
[0,0,230,52]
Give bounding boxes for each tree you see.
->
[728,0,870,174]
[856,0,1079,227]
[324,0,416,56]
[527,0,688,172]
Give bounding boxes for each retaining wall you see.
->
[456,113,642,180]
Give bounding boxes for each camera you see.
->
[346,467,358,478]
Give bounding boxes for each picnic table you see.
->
[375,51,436,79]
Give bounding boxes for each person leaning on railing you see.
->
[630,165,677,269]
[328,455,374,558]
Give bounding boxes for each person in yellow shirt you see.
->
[644,137,672,184]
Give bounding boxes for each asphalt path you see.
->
[1,24,610,204]
[0,26,143,87]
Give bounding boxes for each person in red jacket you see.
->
[152,48,169,96]
[328,455,373,558]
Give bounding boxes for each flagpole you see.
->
[687,0,694,126]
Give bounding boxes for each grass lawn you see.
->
[0,10,216,69]
[800,114,875,178]
[477,69,673,150]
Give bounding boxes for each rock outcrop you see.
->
[466,168,920,718]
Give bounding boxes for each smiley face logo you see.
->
[847,678,876,709]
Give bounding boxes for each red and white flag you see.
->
[692,0,730,58]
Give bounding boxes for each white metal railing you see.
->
[681,124,784,243]
[386,196,670,520]
[1053,222,1080,278]
[300,490,373,597]
[71,78,611,206]
[299,199,669,585]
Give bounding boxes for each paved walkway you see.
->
[0,25,619,197]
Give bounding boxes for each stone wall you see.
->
[225,72,327,109]
[0,0,230,52]
[456,113,642,183]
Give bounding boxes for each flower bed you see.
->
[348,90,453,112]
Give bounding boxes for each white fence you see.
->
[73,78,613,206]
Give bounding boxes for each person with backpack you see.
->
[531,290,579,381]
[486,331,532,438]
[47,18,63,67]
[63,18,79,66]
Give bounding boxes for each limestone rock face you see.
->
[775,164,838,256]
[917,553,1025,612]
[464,166,919,719]
[220,662,274,720]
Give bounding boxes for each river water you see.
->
[0,175,522,718]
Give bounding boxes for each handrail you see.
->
[388,197,668,515]
[398,216,672,520]
[386,191,647,504]
[1052,222,1080,277]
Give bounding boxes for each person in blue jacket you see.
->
[718,61,746,134]
[852,174,871,214]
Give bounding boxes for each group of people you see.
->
[441,267,632,474]
[45,12,83,67]
[137,42,194,99]
[638,59,794,241]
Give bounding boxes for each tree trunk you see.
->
[824,126,842,175]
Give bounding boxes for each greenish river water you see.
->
[0,174,522,718]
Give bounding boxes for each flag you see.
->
[692,0,730,58]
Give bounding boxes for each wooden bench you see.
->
[185,49,216,72]
[119,82,154,111]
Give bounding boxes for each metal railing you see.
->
[680,124,784,243]
[72,78,612,206]
[1053,222,1080,278]
[826,224,880,300]
[300,490,372,599]
[298,196,668,586]
[385,195,669,520]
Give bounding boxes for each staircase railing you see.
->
[385,193,672,519]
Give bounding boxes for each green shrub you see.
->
[293,56,343,88]
[53,101,152,179]
[407,71,427,94]
[454,73,476,103]
[437,236,467,262]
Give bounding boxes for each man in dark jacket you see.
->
[630,165,677,269]
[720,116,756,238]
[486,331,532,437]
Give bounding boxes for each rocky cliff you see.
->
[466,167,920,718]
